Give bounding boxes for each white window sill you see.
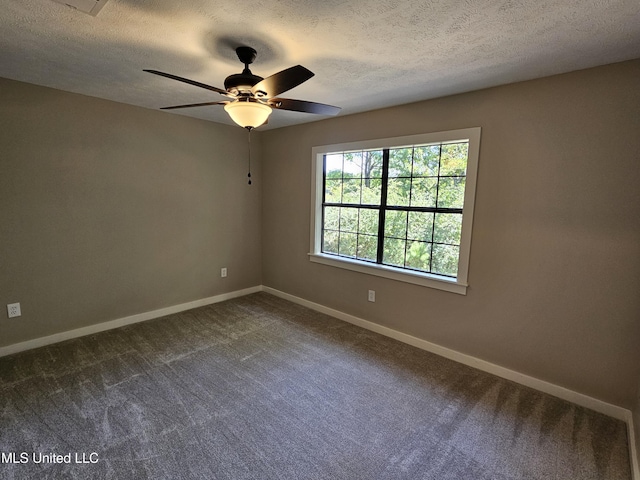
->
[308,253,468,295]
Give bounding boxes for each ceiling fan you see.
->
[144,46,341,129]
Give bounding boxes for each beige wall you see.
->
[260,60,640,408]
[2,61,638,410]
[635,379,640,465]
[0,77,262,347]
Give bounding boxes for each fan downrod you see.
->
[224,46,263,93]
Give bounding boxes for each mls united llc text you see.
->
[1,452,99,464]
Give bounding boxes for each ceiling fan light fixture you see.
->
[224,100,272,128]
[145,46,340,131]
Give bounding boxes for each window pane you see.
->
[325,179,342,203]
[388,148,413,177]
[410,177,438,208]
[387,178,411,206]
[342,178,361,204]
[431,244,460,277]
[357,234,378,261]
[323,230,339,254]
[437,177,466,209]
[344,152,363,178]
[361,178,382,205]
[339,207,358,233]
[325,153,343,176]
[440,143,468,176]
[412,145,440,177]
[383,238,406,267]
[407,211,434,241]
[358,208,379,235]
[339,232,357,257]
[317,128,480,288]
[405,241,431,271]
[324,206,340,230]
[433,213,462,245]
[364,150,383,178]
[384,210,407,239]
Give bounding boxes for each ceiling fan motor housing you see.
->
[224,46,264,94]
[224,71,263,94]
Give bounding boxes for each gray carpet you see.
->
[0,292,631,479]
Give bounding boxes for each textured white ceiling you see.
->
[1,0,639,130]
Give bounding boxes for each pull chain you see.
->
[246,126,253,185]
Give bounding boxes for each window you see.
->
[310,128,480,294]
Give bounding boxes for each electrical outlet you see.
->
[368,290,376,302]
[221,268,227,278]
[7,303,21,318]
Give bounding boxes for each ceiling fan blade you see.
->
[144,70,232,97]
[269,98,341,116]
[251,65,314,98]
[159,101,227,110]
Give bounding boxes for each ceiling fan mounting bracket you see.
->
[236,46,257,66]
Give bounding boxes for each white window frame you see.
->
[309,127,481,295]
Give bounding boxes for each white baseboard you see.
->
[628,410,640,480]
[0,286,262,358]
[1,284,637,479]
[262,286,639,480]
